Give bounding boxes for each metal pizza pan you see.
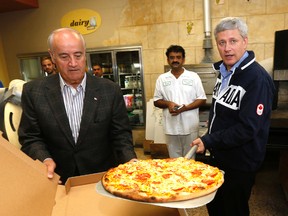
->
[95,181,217,209]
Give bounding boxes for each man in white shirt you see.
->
[153,45,206,158]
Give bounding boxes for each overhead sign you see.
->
[61,9,101,35]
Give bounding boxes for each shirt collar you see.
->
[59,73,87,92]
[219,51,249,76]
[169,67,187,76]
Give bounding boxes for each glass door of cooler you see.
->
[87,46,145,128]
[18,53,52,81]
[114,49,144,127]
[88,51,114,81]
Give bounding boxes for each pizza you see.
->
[101,157,224,203]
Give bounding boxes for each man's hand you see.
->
[191,138,205,154]
[44,158,62,184]
[43,158,56,178]
[154,100,184,116]
[129,158,138,162]
[171,104,185,116]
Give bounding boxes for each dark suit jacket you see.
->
[18,73,136,183]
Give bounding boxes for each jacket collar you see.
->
[213,50,256,72]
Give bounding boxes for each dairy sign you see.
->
[61,9,101,35]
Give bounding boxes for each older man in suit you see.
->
[18,28,137,183]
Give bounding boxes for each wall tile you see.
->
[142,49,165,74]
[143,74,153,100]
[179,20,204,47]
[264,43,274,59]
[147,23,179,48]
[150,73,162,99]
[184,47,197,65]
[247,43,265,61]
[102,31,120,46]
[144,73,165,100]
[267,0,288,14]
[211,0,229,18]
[119,26,148,48]
[248,14,285,44]
[195,0,229,20]
[229,0,265,16]
[130,0,162,25]
[285,13,288,28]
[194,0,203,20]
[119,4,133,27]
[162,0,194,22]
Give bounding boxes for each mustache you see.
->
[172,62,180,64]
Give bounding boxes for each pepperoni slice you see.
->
[136,173,151,181]
[201,179,215,185]
[191,169,202,176]
[172,187,184,191]
[162,173,172,179]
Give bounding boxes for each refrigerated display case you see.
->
[18,54,47,81]
[87,46,145,128]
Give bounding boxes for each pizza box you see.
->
[53,173,180,216]
[0,132,59,216]
[0,133,180,216]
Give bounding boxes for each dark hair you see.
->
[165,45,185,58]
[41,56,52,63]
[93,63,102,67]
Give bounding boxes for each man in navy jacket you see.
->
[192,17,275,216]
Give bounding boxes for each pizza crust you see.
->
[102,185,221,203]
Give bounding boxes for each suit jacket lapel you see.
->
[45,75,75,146]
[76,75,100,146]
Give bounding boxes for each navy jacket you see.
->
[201,51,275,172]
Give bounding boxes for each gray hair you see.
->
[214,17,248,39]
[47,28,86,51]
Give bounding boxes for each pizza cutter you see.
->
[184,145,198,160]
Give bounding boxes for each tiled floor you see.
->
[134,147,288,216]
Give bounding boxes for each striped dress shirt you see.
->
[59,74,86,143]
